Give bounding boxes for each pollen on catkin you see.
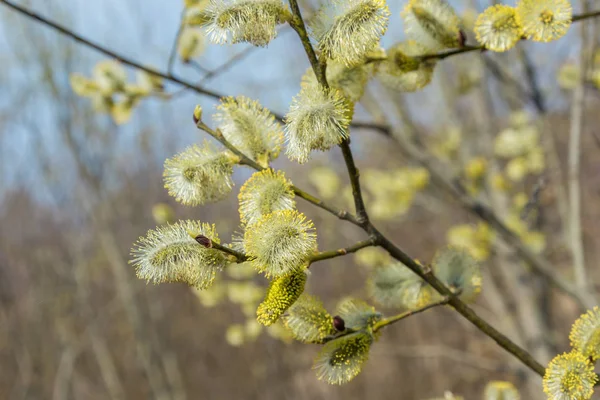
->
[283,294,337,343]
[313,332,373,385]
[238,169,295,226]
[475,5,523,52]
[402,0,462,52]
[515,0,572,43]
[301,62,371,103]
[202,0,288,46]
[569,306,600,361]
[163,141,238,206]
[432,246,482,303]
[244,209,317,278]
[376,41,436,92]
[214,96,283,166]
[542,351,597,400]
[130,220,228,289]
[284,86,351,164]
[368,262,438,310]
[310,0,390,66]
[256,269,307,326]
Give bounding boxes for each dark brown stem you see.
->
[286,0,547,378]
[372,296,452,332]
[309,239,376,264]
[212,242,248,262]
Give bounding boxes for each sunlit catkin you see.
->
[163,141,238,206]
[310,0,390,66]
[475,5,523,52]
[543,351,597,400]
[402,0,462,51]
[214,96,283,166]
[202,0,288,46]
[569,306,600,361]
[313,332,373,385]
[283,294,336,343]
[516,0,572,43]
[285,86,350,164]
[238,169,295,226]
[256,269,307,326]
[244,209,317,278]
[130,220,228,289]
[376,41,436,92]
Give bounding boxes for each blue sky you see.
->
[0,0,582,206]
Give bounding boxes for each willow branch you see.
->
[0,0,227,99]
[285,0,546,378]
[419,11,600,61]
[195,121,359,225]
[372,296,452,332]
[372,227,546,376]
[309,239,376,264]
[419,45,484,61]
[0,0,390,134]
[573,9,600,22]
[287,0,370,226]
[353,102,596,309]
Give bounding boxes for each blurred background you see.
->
[1,0,599,399]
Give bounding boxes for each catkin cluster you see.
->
[64,0,589,392]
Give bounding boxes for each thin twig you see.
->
[167,10,186,75]
[309,239,376,264]
[195,121,359,225]
[199,45,259,83]
[200,27,292,84]
[0,0,413,135]
[287,0,370,226]
[372,296,452,332]
[187,59,210,74]
[0,0,226,99]
[573,9,600,22]
[212,242,248,262]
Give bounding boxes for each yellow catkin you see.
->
[256,270,307,326]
